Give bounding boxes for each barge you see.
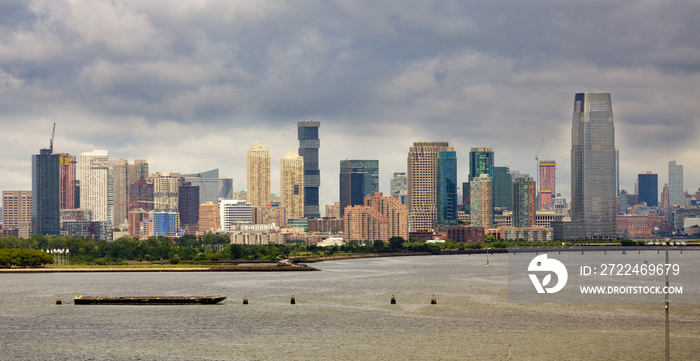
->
[73,295,226,305]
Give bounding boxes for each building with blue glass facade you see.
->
[638,173,658,207]
[339,160,379,217]
[437,151,457,225]
[151,211,180,237]
[32,148,61,235]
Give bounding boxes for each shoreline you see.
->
[0,265,319,273]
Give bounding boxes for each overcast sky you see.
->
[2,0,700,213]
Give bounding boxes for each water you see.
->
[1,255,698,360]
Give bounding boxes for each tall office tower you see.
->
[492,166,513,212]
[637,172,658,207]
[470,174,493,228]
[183,169,233,203]
[615,149,620,197]
[178,182,200,229]
[437,151,457,225]
[32,148,61,235]
[364,192,409,240]
[151,172,182,211]
[57,154,76,210]
[247,142,271,207]
[661,183,670,209]
[2,191,32,232]
[198,201,221,232]
[539,160,556,209]
[668,160,684,207]
[80,150,110,222]
[469,147,494,181]
[128,159,149,186]
[619,190,628,214]
[298,120,321,218]
[108,159,130,228]
[390,172,408,205]
[512,174,537,228]
[129,178,154,211]
[570,92,616,239]
[407,141,453,232]
[281,151,305,220]
[468,147,494,215]
[219,200,253,231]
[339,160,379,217]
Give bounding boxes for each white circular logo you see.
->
[528,254,568,294]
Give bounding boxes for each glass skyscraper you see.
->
[298,120,320,218]
[492,166,513,212]
[437,151,457,225]
[570,92,616,239]
[637,173,658,207]
[32,148,61,235]
[668,161,684,207]
[339,160,379,217]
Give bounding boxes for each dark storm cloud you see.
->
[1,0,700,203]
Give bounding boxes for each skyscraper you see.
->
[281,151,305,220]
[492,166,513,212]
[470,174,492,228]
[182,169,233,203]
[469,147,494,181]
[151,172,181,211]
[437,151,457,225]
[512,174,536,228]
[128,159,149,186]
[668,160,684,207]
[2,191,32,233]
[32,148,61,235]
[570,92,616,239]
[57,153,76,210]
[339,160,379,216]
[407,141,453,232]
[178,182,200,229]
[80,150,110,223]
[298,120,321,218]
[539,160,556,209]
[108,159,130,228]
[390,172,408,205]
[638,172,658,207]
[247,142,271,207]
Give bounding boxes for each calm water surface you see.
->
[1,255,698,360]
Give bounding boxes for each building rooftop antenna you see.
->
[49,122,56,153]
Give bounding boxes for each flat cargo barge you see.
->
[74,295,226,305]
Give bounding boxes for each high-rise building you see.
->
[220,200,253,231]
[364,192,409,240]
[470,174,492,228]
[129,178,154,211]
[178,182,200,228]
[492,166,513,212]
[390,172,408,205]
[661,183,670,209]
[281,151,305,220]
[128,159,149,186]
[198,201,221,232]
[668,160,684,207]
[182,169,233,203]
[247,142,271,207]
[298,120,321,218]
[437,151,457,225]
[151,172,181,211]
[407,141,453,232]
[570,92,616,239]
[638,172,658,207]
[80,150,110,223]
[343,205,389,242]
[108,159,130,228]
[57,154,76,210]
[32,148,61,235]
[539,160,556,209]
[325,202,341,218]
[2,191,32,232]
[512,174,537,228]
[339,160,379,217]
[469,147,494,181]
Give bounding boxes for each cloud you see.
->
[1,0,699,211]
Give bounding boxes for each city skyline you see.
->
[1,2,699,212]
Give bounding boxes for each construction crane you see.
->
[49,122,56,152]
[535,138,544,210]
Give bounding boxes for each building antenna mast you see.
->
[49,122,56,152]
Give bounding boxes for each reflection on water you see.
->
[0,255,698,360]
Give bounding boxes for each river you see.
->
[1,254,698,360]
